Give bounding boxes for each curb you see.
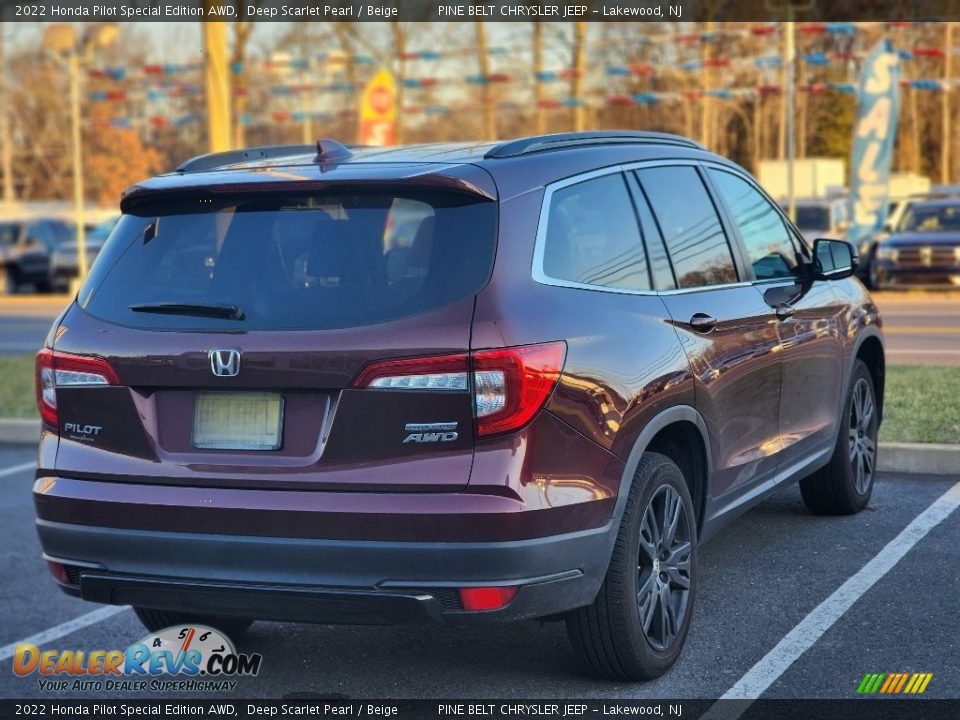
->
[0,418,41,445]
[0,418,956,476]
[877,442,960,476]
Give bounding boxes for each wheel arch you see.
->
[852,329,885,424]
[614,405,713,538]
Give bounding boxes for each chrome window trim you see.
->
[531,159,752,297]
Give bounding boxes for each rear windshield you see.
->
[79,192,496,331]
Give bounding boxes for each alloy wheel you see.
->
[848,377,877,495]
[637,484,692,651]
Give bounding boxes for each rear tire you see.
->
[800,360,878,515]
[566,452,698,680]
[133,607,254,637]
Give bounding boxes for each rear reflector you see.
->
[35,349,121,429]
[46,560,71,586]
[459,586,518,612]
[352,342,566,438]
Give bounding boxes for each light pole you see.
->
[0,23,14,207]
[765,2,814,222]
[43,24,117,290]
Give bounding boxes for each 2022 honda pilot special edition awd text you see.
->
[33,132,884,681]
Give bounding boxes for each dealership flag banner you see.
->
[847,39,901,243]
[358,68,397,146]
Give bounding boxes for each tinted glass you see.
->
[792,206,831,230]
[0,223,19,246]
[900,203,960,233]
[637,166,737,289]
[81,192,496,331]
[542,173,650,291]
[28,222,55,250]
[710,170,802,280]
[50,221,75,245]
[628,176,676,290]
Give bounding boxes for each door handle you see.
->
[689,313,717,333]
[775,304,796,321]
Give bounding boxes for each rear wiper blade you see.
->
[129,302,245,320]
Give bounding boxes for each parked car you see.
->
[33,133,884,680]
[871,199,960,289]
[857,189,960,287]
[48,217,118,292]
[781,196,850,245]
[0,218,59,293]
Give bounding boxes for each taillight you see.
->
[351,353,468,390]
[35,348,121,429]
[352,342,566,438]
[472,343,566,436]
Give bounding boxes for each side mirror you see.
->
[813,238,859,280]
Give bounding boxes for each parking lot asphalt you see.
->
[0,445,957,702]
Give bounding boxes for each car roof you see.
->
[122,132,738,209]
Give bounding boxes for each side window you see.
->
[636,166,738,289]
[709,169,802,281]
[627,175,676,290]
[542,173,651,291]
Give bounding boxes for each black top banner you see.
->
[3,0,960,23]
[0,700,959,720]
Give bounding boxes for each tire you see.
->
[566,452,698,680]
[0,267,16,295]
[800,360,878,515]
[133,607,254,637]
[866,259,880,290]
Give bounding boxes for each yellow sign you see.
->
[358,69,396,145]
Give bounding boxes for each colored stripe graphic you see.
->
[858,672,932,694]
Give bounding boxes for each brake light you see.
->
[352,342,566,438]
[35,348,121,429]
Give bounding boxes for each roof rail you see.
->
[484,131,705,159]
[176,145,317,173]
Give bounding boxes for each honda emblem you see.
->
[210,349,241,377]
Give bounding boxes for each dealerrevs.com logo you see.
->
[13,625,262,692]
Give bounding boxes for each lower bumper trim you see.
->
[80,573,447,626]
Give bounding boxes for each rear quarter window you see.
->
[540,173,651,292]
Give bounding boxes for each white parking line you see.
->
[703,479,960,718]
[0,461,35,478]
[0,606,129,662]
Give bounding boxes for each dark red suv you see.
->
[33,132,884,680]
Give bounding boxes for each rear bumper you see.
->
[37,517,614,625]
